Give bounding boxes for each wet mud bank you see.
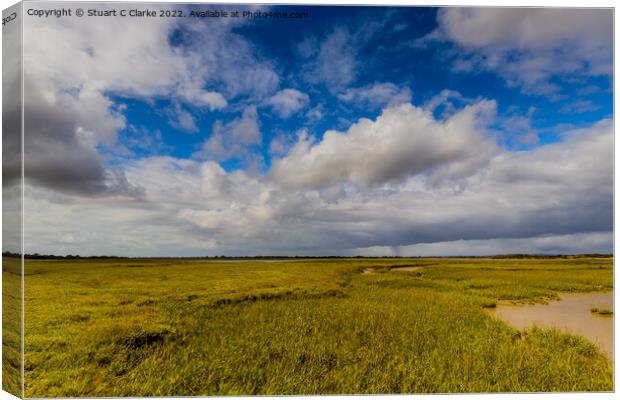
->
[487,292,613,360]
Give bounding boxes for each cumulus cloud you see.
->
[23,78,126,195]
[263,89,310,118]
[431,8,613,93]
[20,4,278,196]
[338,82,412,109]
[20,8,194,195]
[270,100,498,189]
[24,6,228,108]
[269,131,300,158]
[22,114,612,256]
[177,87,228,111]
[174,118,612,255]
[495,106,539,148]
[24,116,611,256]
[200,106,261,162]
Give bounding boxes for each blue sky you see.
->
[109,6,612,171]
[15,4,614,256]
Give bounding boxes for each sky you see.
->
[6,3,614,256]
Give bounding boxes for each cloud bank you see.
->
[23,109,612,256]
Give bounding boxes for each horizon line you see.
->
[3,251,614,260]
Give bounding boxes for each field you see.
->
[3,256,614,396]
[2,256,21,397]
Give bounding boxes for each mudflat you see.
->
[488,292,613,360]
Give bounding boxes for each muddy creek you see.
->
[487,292,613,360]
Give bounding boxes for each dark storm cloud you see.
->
[22,79,115,196]
[3,5,22,190]
[3,4,23,254]
[2,107,21,189]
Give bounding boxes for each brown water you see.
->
[487,292,613,360]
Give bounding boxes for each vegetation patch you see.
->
[20,257,613,397]
[117,328,173,350]
[590,307,613,317]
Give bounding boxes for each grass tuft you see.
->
[590,307,613,316]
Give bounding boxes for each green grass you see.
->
[19,257,613,396]
[3,256,22,397]
[590,307,613,316]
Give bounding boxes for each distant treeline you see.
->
[1,251,613,260]
[2,252,124,259]
[488,253,612,259]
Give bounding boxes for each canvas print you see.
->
[1,2,614,397]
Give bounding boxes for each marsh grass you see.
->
[590,307,613,316]
[3,256,22,397]
[20,257,613,396]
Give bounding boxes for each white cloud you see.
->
[201,106,261,162]
[304,29,357,91]
[495,106,538,147]
[120,126,168,156]
[269,129,312,159]
[424,89,466,114]
[264,89,310,118]
[269,133,294,158]
[338,83,412,109]
[169,103,199,133]
[300,17,395,94]
[180,16,280,100]
[559,100,599,114]
[306,104,325,121]
[180,89,228,111]
[432,8,612,93]
[271,100,498,189]
[19,4,279,196]
[24,6,228,109]
[23,115,612,256]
